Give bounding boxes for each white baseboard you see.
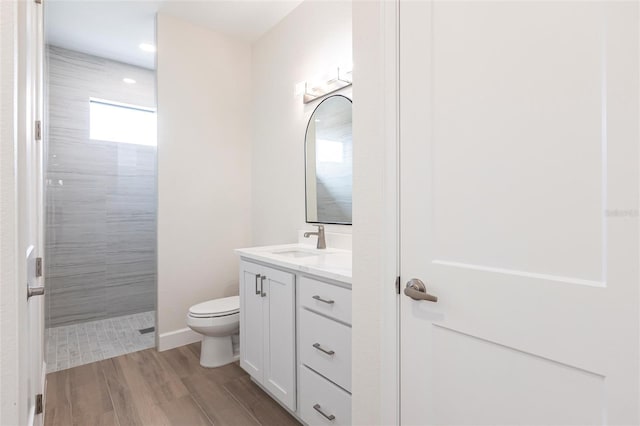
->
[158,327,201,352]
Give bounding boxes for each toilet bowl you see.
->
[187,295,239,368]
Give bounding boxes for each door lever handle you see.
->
[27,286,45,299]
[404,279,437,302]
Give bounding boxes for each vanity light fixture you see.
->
[303,66,352,104]
[139,43,156,52]
[122,78,136,84]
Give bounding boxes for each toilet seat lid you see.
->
[189,296,239,317]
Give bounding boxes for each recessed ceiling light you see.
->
[139,43,156,53]
[123,78,136,84]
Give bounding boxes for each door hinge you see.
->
[395,276,401,295]
[35,120,42,141]
[35,394,43,414]
[35,257,43,278]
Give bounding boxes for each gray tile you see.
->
[56,359,70,371]
[56,343,69,361]
[47,285,107,327]
[55,328,67,345]
[105,282,155,317]
[69,356,84,368]
[45,310,156,372]
[46,343,57,357]
[68,345,81,359]
[47,139,113,175]
[45,47,156,327]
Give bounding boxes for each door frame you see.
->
[380,0,400,424]
[0,0,45,425]
[352,0,400,424]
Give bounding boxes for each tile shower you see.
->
[45,46,157,372]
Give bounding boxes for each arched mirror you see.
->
[305,95,353,225]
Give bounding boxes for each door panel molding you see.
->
[432,260,605,288]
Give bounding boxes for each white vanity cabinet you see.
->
[236,244,352,425]
[239,260,296,411]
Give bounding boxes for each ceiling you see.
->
[45,0,303,70]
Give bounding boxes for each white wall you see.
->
[250,0,352,246]
[156,13,252,350]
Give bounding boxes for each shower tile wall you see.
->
[46,46,157,327]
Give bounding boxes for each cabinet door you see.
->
[239,260,264,381]
[262,266,296,411]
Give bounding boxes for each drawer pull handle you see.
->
[313,343,335,356]
[313,404,336,421]
[312,295,335,305]
[255,274,261,295]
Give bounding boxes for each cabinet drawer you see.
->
[299,276,351,324]
[300,308,351,392]
[300,366,351,426]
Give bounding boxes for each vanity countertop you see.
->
[235,244,352,284]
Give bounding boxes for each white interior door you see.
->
[22,0,46,424]
[399,1,639,425]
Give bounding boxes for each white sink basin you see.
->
[271,249,321,258]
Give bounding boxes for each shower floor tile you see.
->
[45,311,155,373]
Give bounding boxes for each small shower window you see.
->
[89,99,157,146]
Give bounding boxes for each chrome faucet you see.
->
[304,225,326,249]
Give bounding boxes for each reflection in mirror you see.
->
[305,95,352,225]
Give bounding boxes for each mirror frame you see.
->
[304,94,353,226]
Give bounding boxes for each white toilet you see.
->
[186,295,240,368]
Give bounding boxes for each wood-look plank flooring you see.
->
[44,342,301,426]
